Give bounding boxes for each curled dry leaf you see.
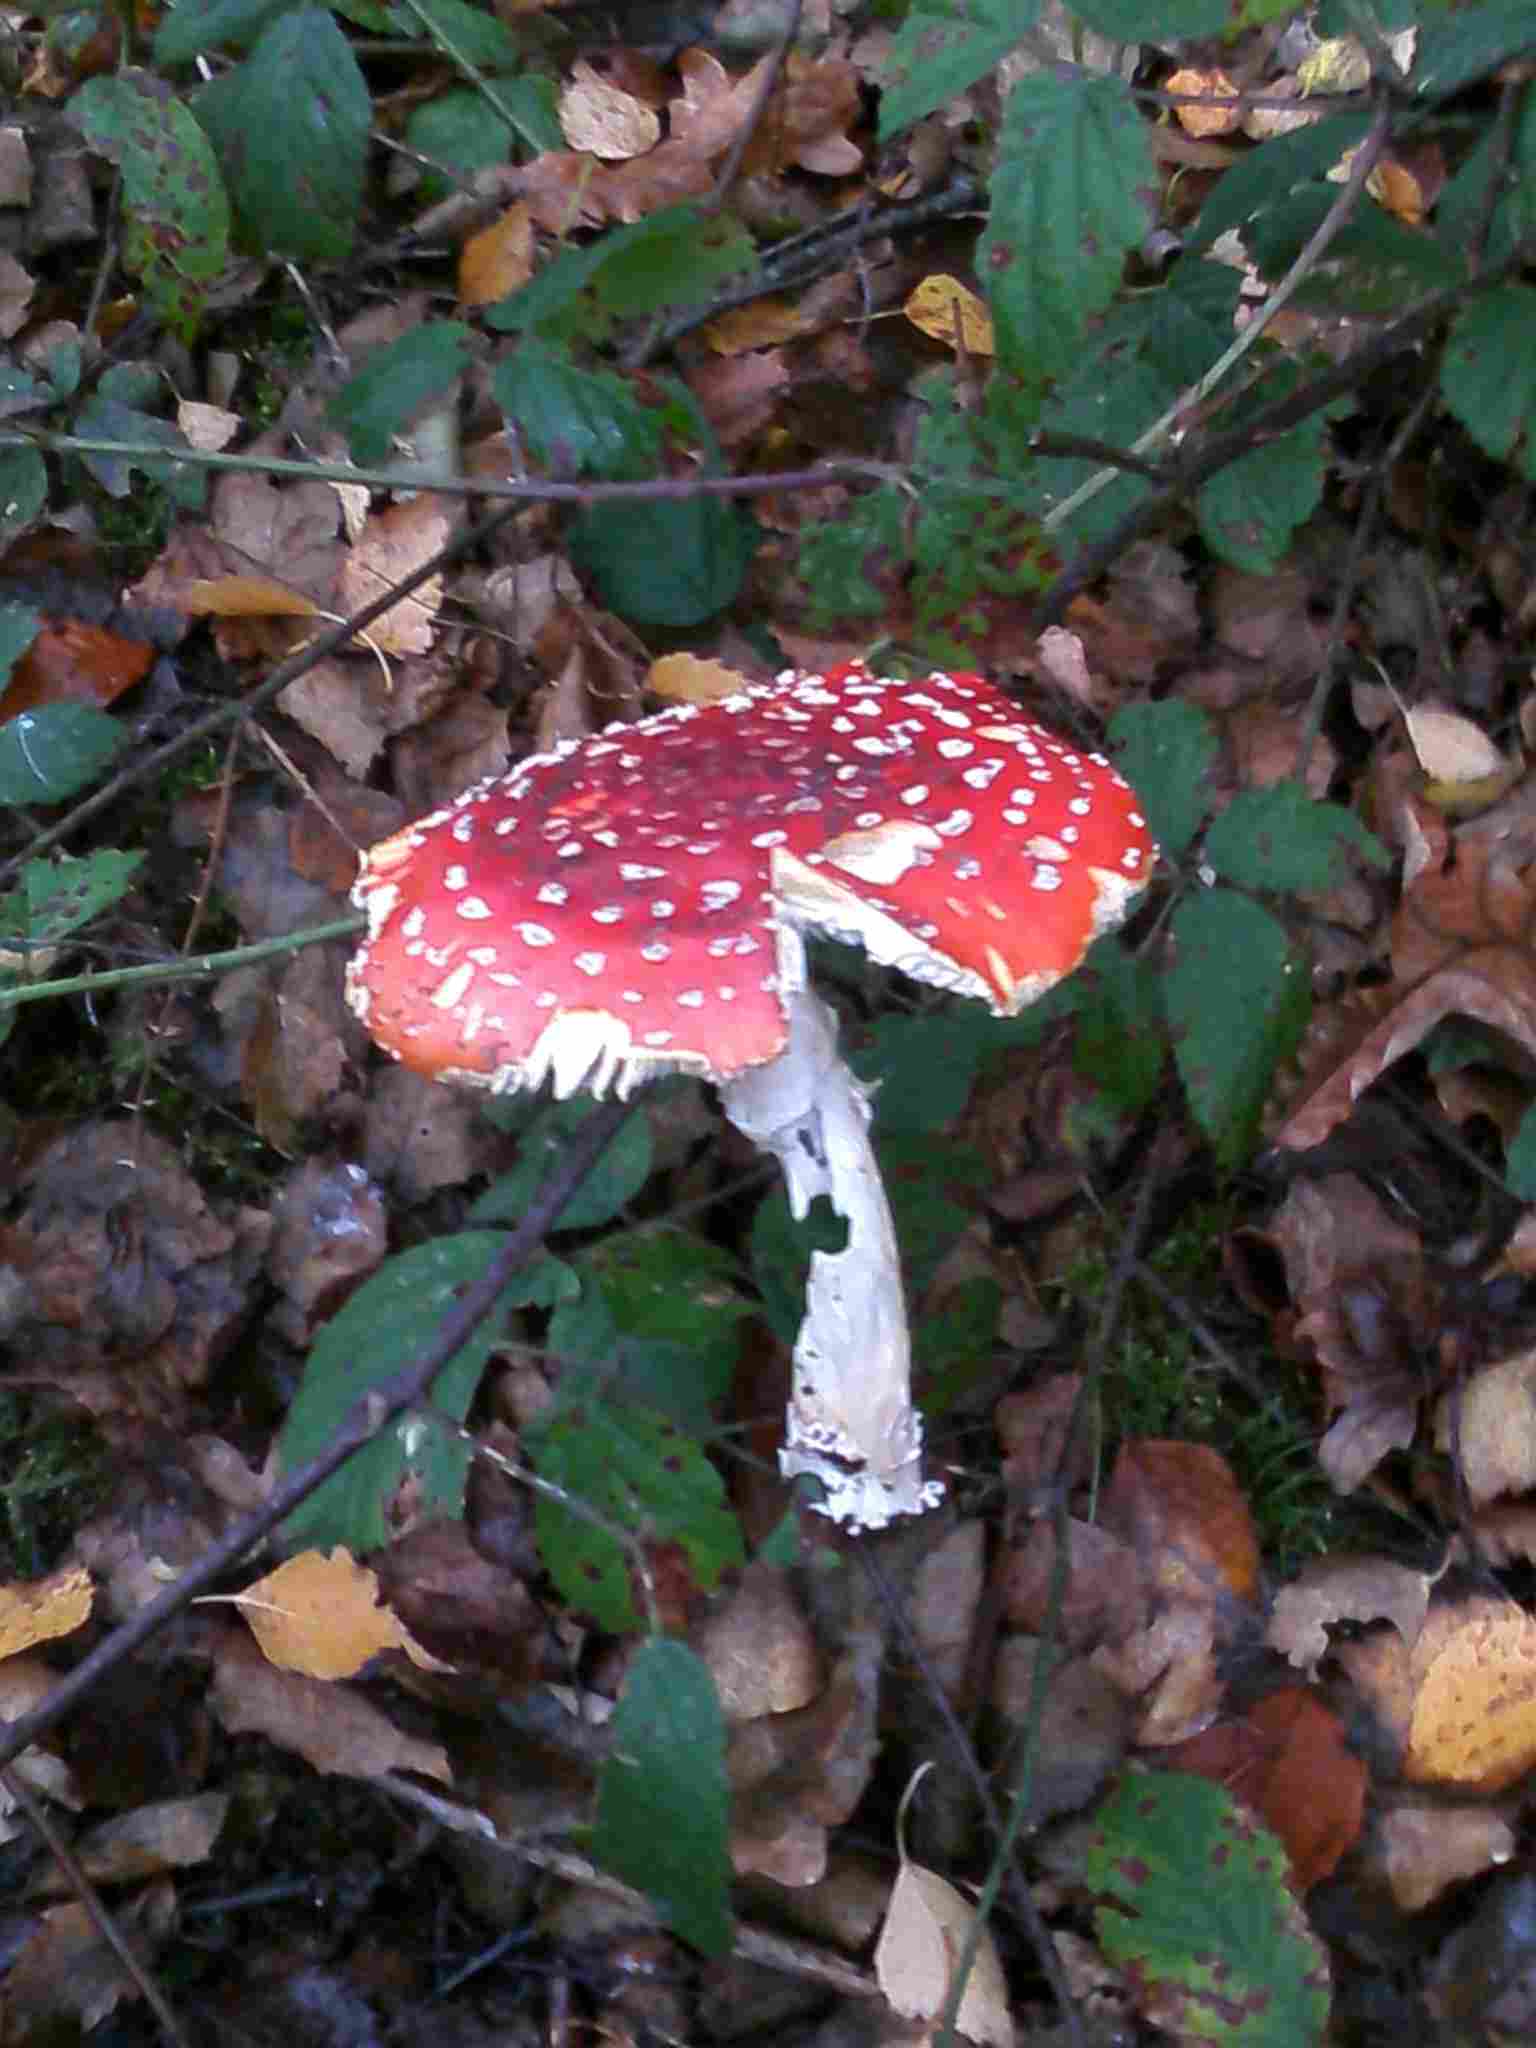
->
[1434,1348,1536,1506]
[1370,1798,1518,1913]
[336,494,454,657]
[904,273,994,354]
[1166,67,1241,138]
[874,1771,1014,2047]
[458,201,534,308]
[645,652,753,707]
[211,1624,452,1782]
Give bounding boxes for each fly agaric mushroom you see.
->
[346,662,1154,1530]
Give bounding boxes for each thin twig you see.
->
[0,1095,637,1773]
[2,1763,193,2048]
[0,914,364,1010]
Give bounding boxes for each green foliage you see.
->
[594,1637,733,1955]
[1089,1770,1330,2045]
[879,0,1040,141]
[276,1233,573,1554]
[196,10,371,264]
[472,1097,654,1234]
[0,1394,110,1577]
[1507,1103,1536,1200]
[1441,287,1536,480]
[1202,783,1388,894]
[0,853,145,959]
[978,72,1151,387]
[0,704,127,806]
[1109,700,1217,860]
[526,1378,744,1632]
[330,323,478,466]
[70,71,230,340]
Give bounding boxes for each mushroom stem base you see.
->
[719,988,943,1531]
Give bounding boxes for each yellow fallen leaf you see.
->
[459,201,534,309]
[0,1566,92,1659]
[904,274,994,356]
[239,1548,449,1681]
[646,653,751,706]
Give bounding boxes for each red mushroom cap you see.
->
[346,662,1154,1096]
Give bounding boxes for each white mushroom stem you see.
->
[719,984,943,1530]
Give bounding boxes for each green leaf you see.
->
[1197,413,1328,574]
[1441,287,1536,481]
[1089,1771,1330,2047]
[1107,699,1216,860]
[492,339,661,478]
[276,1232,563,1554]
[70,395,202,507]
[0,851,145,954]
[154,0,291,64]
[879,0,1039,141]
[566,1230,752,1421]
[386,0,521,70]
[405,90,527,202]
[71,71,230,340]
[1203,785,1387,894]
[594,1638,732,1956]
[1186,112,1370,256]
[1069,0,1241,33]
[527,1387,744,1631]
[471,1099,652,1233]
[1073,937,1165,1118]
[751,1193,849,1351]
[0,442,58,540]
[978,71,1149,382]
[1412,0,1536,100]
[0,365,51,420]
[197,9,370,264]
[329,321,476,465]
[797,485,906,622]
[570,495,753,626]
[487,204,752,339]
[853,1008,999,1137]
[0,602,42,689]
[1435,91,1536,271]
[1507,1102,1536,1199]
[1166,891,1309,1169]
[0,704,126,806]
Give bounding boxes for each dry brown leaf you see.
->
[1267,1554,1433,1673]
[1370,1798,1517,1913]
[1435,1350,1536,1505]
[1166,67,1241,138]
[211,1625,452,1782]
[702,297,808,353]
[692,1561,820,1719]
[559,58,661,158]
[182,574,321,618]
[1404,1598,1536,1793]
[874,1775,1013,2048]
[1241,76,1319,141]
[45,1794,230,1889]
[238,1547,448,1679]
[0,1565,92,1658]
[0,251,36,338]
[1101,1439,1260,1608]
[646,652,752,706]
[458,200,534,308]
[904,273,994,354]
[177,399,240,452]
[337,494,453,655]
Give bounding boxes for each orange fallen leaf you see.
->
[458,200,534,309]
[237,1547,448,1680]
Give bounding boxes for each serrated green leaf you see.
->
[405,90,529,203]
[197,10,369,264]
[71,395,202,506]
[979,72,1149,384]
[471,1099,652,1233]
[0,704,126,806]
[1166,891,1309,1168]
[572,1230,751,1421]
[0,602,42,689]
[1197,414,1328,574]
[1435,91,1536,271]
[276,1233,566,1554]
[1186,113,1370,256]
[1442,287,1536,481]
[797,486,906,622]
[0,851,145,953]
[1074,936,1165,1116]
[852,1008,998,1137]
[1203,785,1387,894]
[1412,0,1536,100]
[71,71,230,340]
[1069,0,1237,34]
[154,0,291,64]
[594,1639,732,1956]
[528,1388,744,1631]
[571,495,753,626]
[487,204,751,340]
[1507,1102,1536,1199]
[1108,700,1216,860]
[492,339,661,478]
[1089,1771,1330,2047]
[1244,188,1459,313]
[387,0,521,70]
[329,321,476,465]
[879,0,1039,141]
